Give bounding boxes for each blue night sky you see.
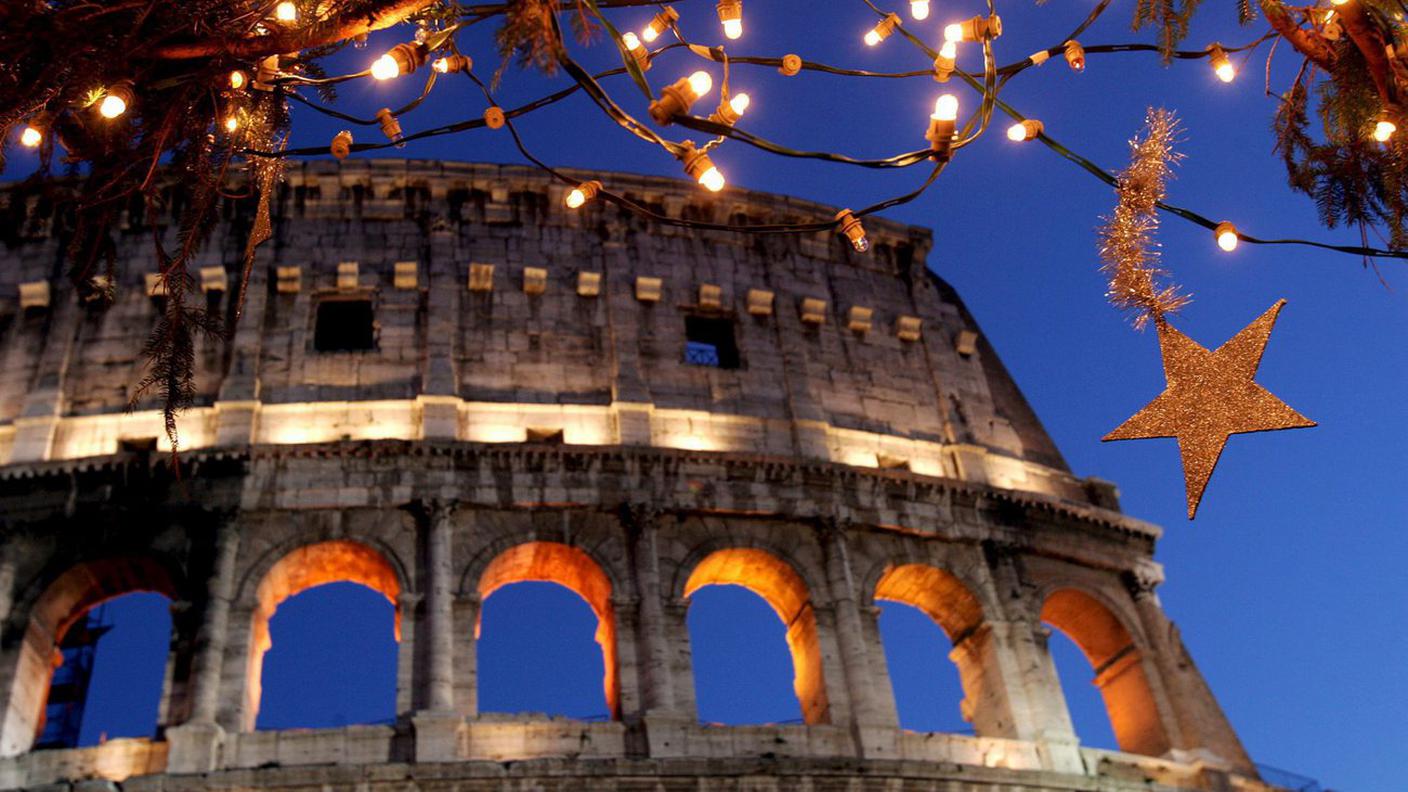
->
[16,3,1407,790]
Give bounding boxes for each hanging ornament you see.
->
[1104,301,1315,519]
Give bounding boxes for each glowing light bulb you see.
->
[698,166,725,192]
[433,58,449,73]
[224,115,239,132]
[910,0,930,20]
[1006,119,1043,142]
[230,70,247,90]
[723,18,743,39]
[865,13,900,46]
[731,94,751,115]
[641,7,678,43]
[932,94,958,121]
[623,31,642,51]
[20,125,42,147]
[1214,221,1239,252]
[940,40,957,60]
[274,1,297,22]
[687,70,713,98]
[566,189,587,208]
[944,23,964,43]
[717,0,743,38]
[371,54,401,80]
[1209,46,1235,83]
[99,93,128,119]
[1330,0,1348,5]
[1373,119,1396,142]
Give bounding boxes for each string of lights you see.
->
[32,0,1407,260]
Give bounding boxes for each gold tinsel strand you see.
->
[1097,108,1191,329]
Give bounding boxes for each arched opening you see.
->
[687,585,802,725]
[254,582,397,729]
[1041,588,1170,756]
[244,541,401,731]
[477,582,609,719]
[873,564,984,734]
[1,557,176,758]
[476,542,618,719]
[683,548,828,725]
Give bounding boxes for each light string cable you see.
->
[241,0,1408,258]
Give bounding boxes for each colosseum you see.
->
[0,160,1268,791]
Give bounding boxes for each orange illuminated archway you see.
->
[873,563,993,734]
[476,541,620,719]
[1041,588,1171,757]
[243,540,402,730]
[683,547,829,725]
[1,557,176,757]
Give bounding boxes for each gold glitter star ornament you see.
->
[1104,300,1316,519]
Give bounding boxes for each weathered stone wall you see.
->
[0,163,1264,791]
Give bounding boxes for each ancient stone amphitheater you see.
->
[0,160,1269,791]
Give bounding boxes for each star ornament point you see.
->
[1103,300,1316,520]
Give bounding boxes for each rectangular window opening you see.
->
[314,299,375,352]
[684,315,740,369]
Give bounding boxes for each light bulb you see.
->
[433,57,449,73]
[729,93,751,115]
[1214,221,1239,252]
[1330,0,1348,5]
[1209,46,1235,83]
[274,1,297,22]
[932,94,958,121]
[1006,119,1043,141]
[566,189,587,209]
[20,125,42,147]
[371,53,400,80]
[98,91,128,119]
[687,70,713,98]
[865,13,900,46]
[940,40,957,60]
[717,0,743,38]
[698,166,726,192]
[623,31,642,51]
[1373,119,1396,142]
[910,0,930,20]
[230,70,247,90]
[723,18,743,39]
[642,7,678,44]
[944,23,964,43]
[224,116,239,132]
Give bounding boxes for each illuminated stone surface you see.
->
[0,162,1264,790]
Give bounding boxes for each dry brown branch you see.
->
[153,0,434,59]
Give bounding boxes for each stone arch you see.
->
[873,563,985,642]
[242,540,403,731]
[872,562,998,735]
[1040,587,1171,757]
[474,541,620,719]
[1,556,177,757]
[682,547,829,725]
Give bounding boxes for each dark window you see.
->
[684,316,739,369]
[314,299,375,351]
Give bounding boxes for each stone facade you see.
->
[0,161,1268,791]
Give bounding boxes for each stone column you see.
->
[977,542,1084,774]
[412,499,463,762]
[451,596,479,719]
[815,518,893,757]
[1124,570,1255,774]
[622,504,675,714]
[422,500,456,712]
[166,514,241,774]
[0,553,15,628]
